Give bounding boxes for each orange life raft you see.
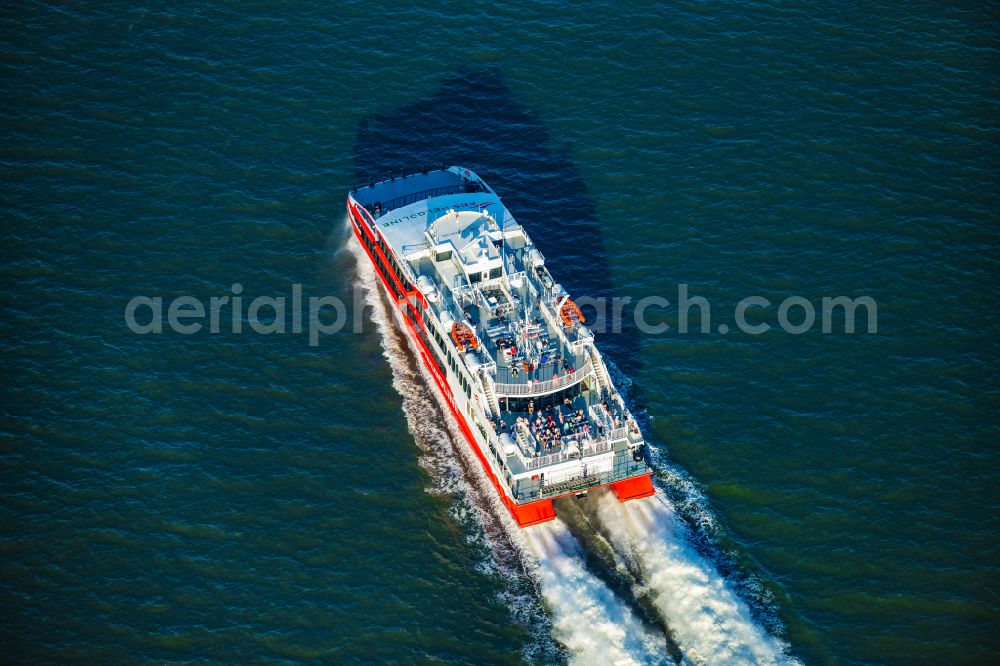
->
[560,299,585,327]
[451,321,479,352]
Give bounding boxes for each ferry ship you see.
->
[346,167,654,527]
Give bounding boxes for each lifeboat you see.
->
[560,299,585,327]
[451,321,479,352]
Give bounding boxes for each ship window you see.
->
[436,250,452,262]
[489,267,502,279]
[469,272,482,284]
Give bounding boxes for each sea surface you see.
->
[2,2,998,664]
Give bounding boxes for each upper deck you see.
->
[351,166,494,219]
[349,167,649,499]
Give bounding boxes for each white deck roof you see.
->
[376,193,501,254]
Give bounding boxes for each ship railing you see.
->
[513,422,538,460]
[478,276,506,292]
[608,426,630,441]
[505,269,527,285]
[499,214,522,233]
[522,432,618,471]
[397,258,418,288]
[526,449,574,469]
[494,358,592,396]
[537,297,576,346]
[493,336,586,379]
[401,240,431,254]
[538,295,586,341]
[583,405,632,443]
[589,404,613,431]
[581,438,614,456]
[515,458,650,502]
[364,185,465,217]
[506,430,532,470]
[424,273,454,313]
[468,401,526,493]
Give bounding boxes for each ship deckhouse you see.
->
[347,167,654,526]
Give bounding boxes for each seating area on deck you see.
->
[492,386,633,466]
[487,324,579,385]
[477,284,586,385]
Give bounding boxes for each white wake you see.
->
[595,491,799,665]
[519,521,671,666]
[344,221,667,664]
[342,217,795,665]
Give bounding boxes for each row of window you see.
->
[484,417,506,469]
[356,216,516,495]
[415,320,447,379]
[440,326,473,401]
[468,267,503,284]
[470,391,512,492]
[411,305,477,406]
[424,315,514,489]
[357,225,406,300]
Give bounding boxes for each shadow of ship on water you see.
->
[352,67,642,379]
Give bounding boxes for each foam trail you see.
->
[595,492,799,665]
[343,219,672,665]
[520,521,672,666]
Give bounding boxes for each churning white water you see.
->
[595,491,799,665]
[346,225,664,663]
[345,219,792,664]
[519,520,672,666]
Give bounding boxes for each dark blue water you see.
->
[2,2,998,664]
